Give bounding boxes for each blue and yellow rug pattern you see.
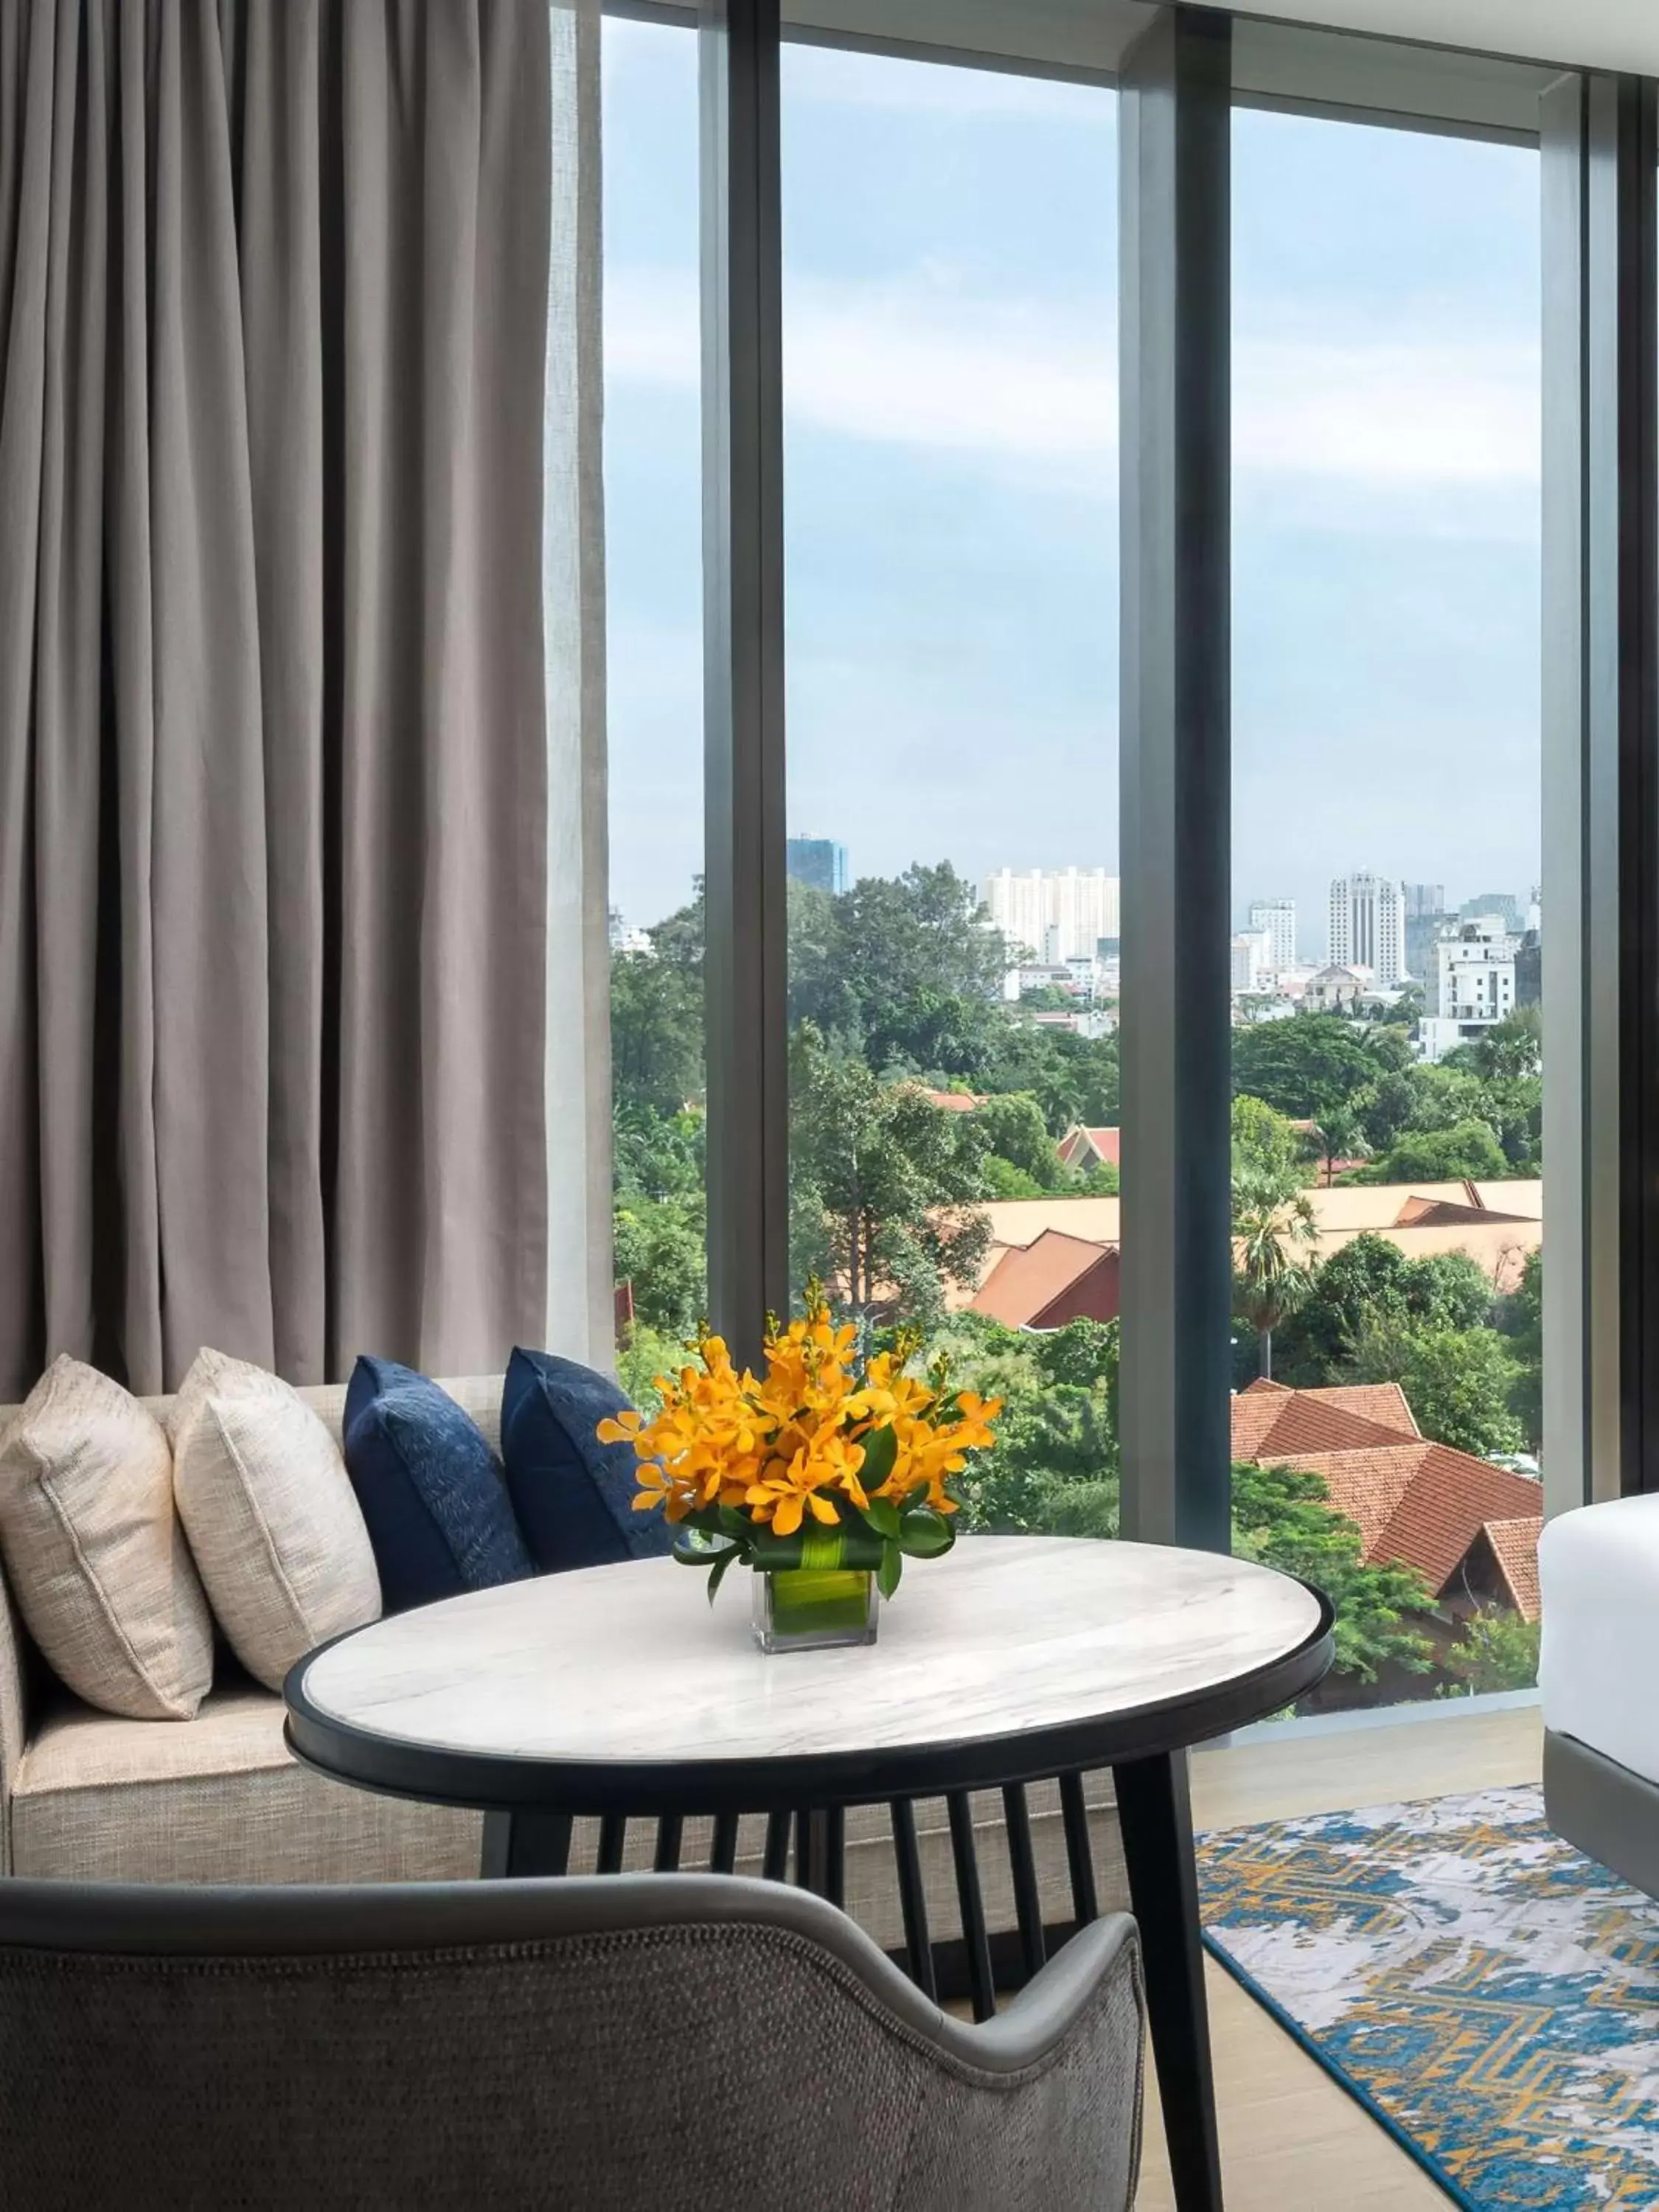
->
[1199,1784,1659,2209]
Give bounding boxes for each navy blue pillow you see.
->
[342,1357,535,1614]
[501,1347,672,1573]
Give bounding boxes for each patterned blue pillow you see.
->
[342,1357,534,1614]
[501,1347,672,1573]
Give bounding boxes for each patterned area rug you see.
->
[1199,1784,1659,2209]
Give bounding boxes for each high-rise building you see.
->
[1405,905,1455,1015]
[1419,916,1520,1060]
[1246,898,1296,972]
[1460,889,1523,933]
[1404,883,1446,919]
[786,836,849,896]
[1231,931,1273,995]
[1328,872,1407,987]
[981,869,1121,966]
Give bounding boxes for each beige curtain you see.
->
[0,0,564,1397]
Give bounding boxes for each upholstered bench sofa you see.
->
[0,1374,1126,1961]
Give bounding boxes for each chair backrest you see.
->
[0,1871,1143,2212]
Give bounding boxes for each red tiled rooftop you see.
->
[1234,1380,1541,1605]
[1479,1516,1543,1623]
[1272,1443,1431,1554]
[1231,1377,1419,1464]
[1374,1447,1542,1595]
[970,1229,1114,1329]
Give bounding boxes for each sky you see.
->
[601,20,1543,959]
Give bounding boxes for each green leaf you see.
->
[861,1495,902,1542]
[877,1540,903,1601]
[706,1543,741,1607]
[716,1504,752,1540]
[859,1425,899,1488]
[898,1505,956,1559]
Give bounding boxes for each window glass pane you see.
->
[601,18,706,1402]
[1231,108,1543,1713]
[782,50,1122,1545]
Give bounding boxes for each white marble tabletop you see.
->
[294,1536,1325,1772]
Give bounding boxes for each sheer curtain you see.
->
[0,0,602,1396]
[544,0,615,1373]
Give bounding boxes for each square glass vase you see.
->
[751,1565,879,1654]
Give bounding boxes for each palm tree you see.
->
[1232,1164,1319,1381]
[1310,1105,1370,1186]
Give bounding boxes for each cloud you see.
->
[779,43,1105,123]
[604,263,1539,494]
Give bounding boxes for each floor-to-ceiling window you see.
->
[1230,99,1545,1713]
[601,15,706,1404]
[779,46,1124,1545]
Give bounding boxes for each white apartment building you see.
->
[1419,917,1518,1062]
[1230,930,1273,995]
[982,868,1121,967]
[1329,872,1407,988]
[1246,898,1297,973]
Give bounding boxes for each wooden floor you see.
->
[1133,1701,1543,2211]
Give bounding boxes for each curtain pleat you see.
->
[0,0,557,1398]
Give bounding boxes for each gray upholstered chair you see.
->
[0,1871,1144,2211]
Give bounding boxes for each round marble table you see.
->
[287,1536,1331,2212]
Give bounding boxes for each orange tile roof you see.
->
[1234,1380,1542,1604]
[920,1088,985,1113]
[1231,1377,1419,1462]
[1230,1380,1295,1461]
[970,1230,1112,1329]
[1479,1517,1543,1622]
[1373,1447,1542,1594]
[1271,1444,1430,1553]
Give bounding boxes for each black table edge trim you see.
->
[282,1579,1336,1820]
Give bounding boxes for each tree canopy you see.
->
[1346,1320,1525,1459]
[788,1026,991,1327]
[1271,1234,1496,1386]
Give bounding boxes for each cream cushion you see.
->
[0,1356,212,1720]
[171,1349,381,1691]
[10,1677,481,1883]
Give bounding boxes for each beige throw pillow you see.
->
[171,1349,381,1691]
[0,1355,213,1719]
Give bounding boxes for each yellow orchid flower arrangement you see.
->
[598,1290,1001,1604]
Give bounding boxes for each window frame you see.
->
[619,0,1659,1524]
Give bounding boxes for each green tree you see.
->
[610,951,703,1119]
[1032,1317,1120,1399]
[978,1155,1048,1198]
[1356,1118,1509,1184]
[1497,1248,1543,1453]
[616,1324,689,1417]
[613,1194,705,1337]
[1231,1094,1305,1179]
[1443,1608,1540,1694]
[1232,1166,1318,1380]
[1232,1461,1434,1686]
[1272,1235,1495,1387]
[1450,1006,1542,1085]
[1347,1321,1525,1458]
[1231,1014,1391,1122]
[981,1023,1120,1133]
[1309,1104,1370,1185]
[973,1092,1066,1189]
[789,863,1011,1079]
[789,1026,990,1327]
